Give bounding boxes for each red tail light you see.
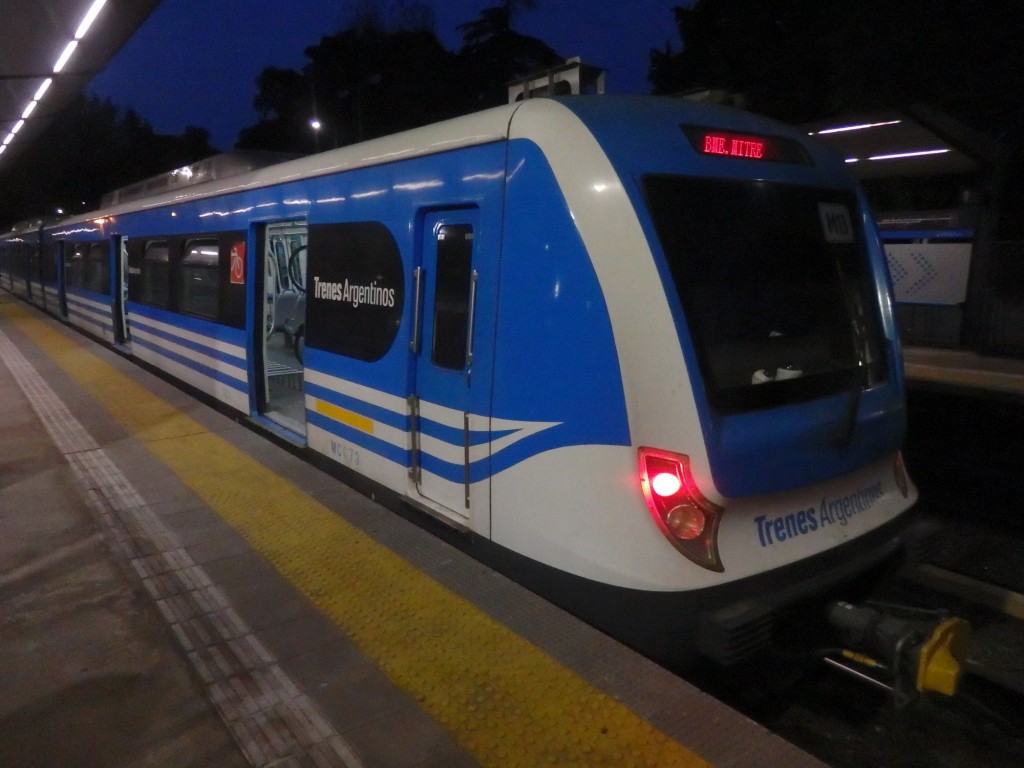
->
[639,447,725,572]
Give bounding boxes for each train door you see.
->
[28,235,46,310]
[17,243,31,301]
[0,244,8,291]
[26,242,38,305]
[56,240,69,319]
[255,221,307,435]
[411,212,483,520]
[41,240,58,313]
[112,236,130,346]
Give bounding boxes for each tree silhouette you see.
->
[649,0,1024,145]
[237,10,465,153]
[0,95,216,226]
[649,0,832,122]
[457,1,562,107]
[9,0,1019,229]
[236,2,562,154]
[236,67,315,152]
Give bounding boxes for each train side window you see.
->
[431,225,474,370]
[139,240,170,308]
[28,244,40,282]
[66,244,86,289]
[179,238,220,320]
[42,242,59,283]
[85,242,110,295]
[220,233,247,329]
[273,239,291,290]
[6,244,16,281]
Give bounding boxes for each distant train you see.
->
[1,96,917,665]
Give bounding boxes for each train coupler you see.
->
[823,600,970,707]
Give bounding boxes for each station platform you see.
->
[0,294,825,767]
[904,345,1024,397]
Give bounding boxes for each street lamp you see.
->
[310,118,322,152]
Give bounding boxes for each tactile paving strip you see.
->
[4,301,718,768]
[0,325,363,768]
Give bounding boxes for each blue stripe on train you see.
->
[130,316,246,368]
[307,408,409,466]
[129,334,248,393]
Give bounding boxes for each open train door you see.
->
[252,220,308,437]
[112,235,130,347]
[56,240,69,320]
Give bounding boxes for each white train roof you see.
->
[61,102,531,226]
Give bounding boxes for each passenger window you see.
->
[66,243,86,289]
[431,225,474,370]
[140,240,170,308]
[179,239,220,320]
[42,243,59,282]
[273,240,288,290]
[28,245,40,282]
[86,242,109,295]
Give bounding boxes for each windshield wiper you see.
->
[834,369,865,448]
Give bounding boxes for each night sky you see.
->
[88,0,686,151]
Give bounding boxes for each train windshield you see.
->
[644,176,887,414]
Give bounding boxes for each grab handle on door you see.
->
[465,269,478,367]
[410,266,423,354]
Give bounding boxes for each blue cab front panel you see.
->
[558,97,909,499]
[492,139,630,471]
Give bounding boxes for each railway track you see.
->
[688,512,1024,768]
[687,384,1024,767]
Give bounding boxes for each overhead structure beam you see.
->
[0,0,162,170]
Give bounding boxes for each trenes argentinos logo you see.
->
[312,276,396,308]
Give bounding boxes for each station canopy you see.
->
[803,109,982,180]
[0,0,161,170]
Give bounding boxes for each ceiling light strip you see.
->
[869,148,951,161]
[1,1,109,164]
[808,119,902,136]
[75,0,109,39]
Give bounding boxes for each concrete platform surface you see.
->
[904,346,1024,397]
[1,293,826,768]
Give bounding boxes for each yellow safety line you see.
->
[2,301,709,768]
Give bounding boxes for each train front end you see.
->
[508,97,917,665]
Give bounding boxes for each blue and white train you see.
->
[1,96,917,664]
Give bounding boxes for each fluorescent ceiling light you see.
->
[869,148,951,161]
[809,120,902,136]
[75,0,109,39]
[33,78,53,101]
[53,40,78,72]
[2,1,109,166]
